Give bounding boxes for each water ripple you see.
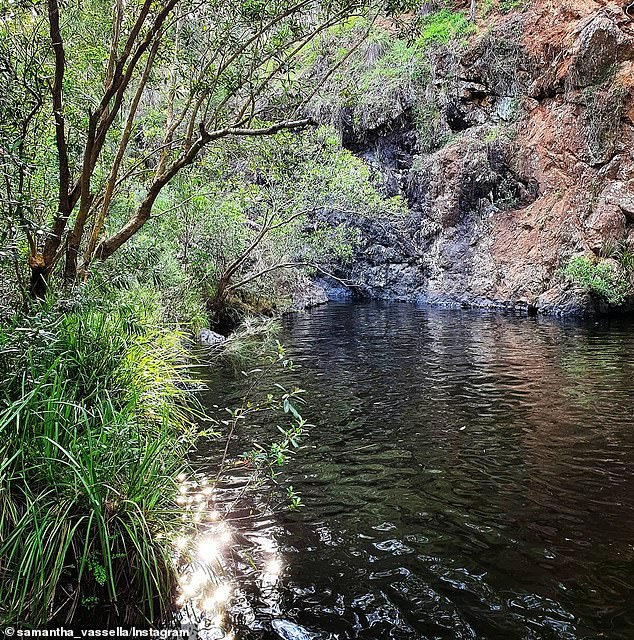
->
[194,302,634,639]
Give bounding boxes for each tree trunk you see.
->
[209,273,230,314]
[64,245,79,283]
[93,202,153,261]
[469,0,477,21]
[29,254,48,299]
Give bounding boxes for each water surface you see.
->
[193,302,634,639]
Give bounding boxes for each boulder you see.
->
[198,329,226,346]
[601,180,634,222]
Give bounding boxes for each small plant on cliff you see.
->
[415,9,475,49]
[499,0,524,13]
[479,0,525,16]
[563,255,631,305]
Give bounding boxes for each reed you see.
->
[0,295,198,626]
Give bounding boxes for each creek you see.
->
[186,301,634,639]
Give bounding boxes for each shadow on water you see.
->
[189,301,634,640]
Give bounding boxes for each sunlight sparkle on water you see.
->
[213,583,232,604]
[198,536,221,561]
[265,558,281,576]
[181,568,210,596]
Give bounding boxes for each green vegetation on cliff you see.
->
[564,252,634,306]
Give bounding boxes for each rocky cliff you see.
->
[313,0,634,315]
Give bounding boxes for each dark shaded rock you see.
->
[567,14,623,89]
[446,101,471,132]
[290,281,329,311]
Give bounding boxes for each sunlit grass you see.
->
[0,295,199,625]
[214,316,281,368]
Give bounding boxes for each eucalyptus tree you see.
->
[0,0,388,298]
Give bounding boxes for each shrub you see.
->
[499,0,525,12]
[563,255,631,305]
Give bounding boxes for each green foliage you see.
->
[415,9,475,49]
[0,289,199,625]
[414,102,443,153]
[111,125,404,325]
[499,0,525,12]
[2,0,393,292]
[484,126,501,143]
[480,0,496,16]
[208,341,311,511]
[287,485,304,511]
[563,255,631,305]
[599,239,634,277]
[305,7,477,142]
[478,0,525,16]
[305,18,429,132]
[354,36,430,129]
[618,245,634,273]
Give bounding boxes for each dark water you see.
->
[194,301,634,640]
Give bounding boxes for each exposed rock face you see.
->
[290,279,329,311]
[320,0,634,314]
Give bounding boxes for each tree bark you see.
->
[42,0,71,275]
[64,114,96,282]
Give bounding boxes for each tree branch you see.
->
[92,117,314,262]
[227,261,359,293]
[82,38,161,267]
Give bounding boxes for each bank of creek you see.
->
[180,301,634,640]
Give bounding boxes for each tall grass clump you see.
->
[215,316,282,368]
[0,290,198,626]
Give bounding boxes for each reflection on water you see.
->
[173,473,234,638]
[190,302,634,639]
[174,471,287,639]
